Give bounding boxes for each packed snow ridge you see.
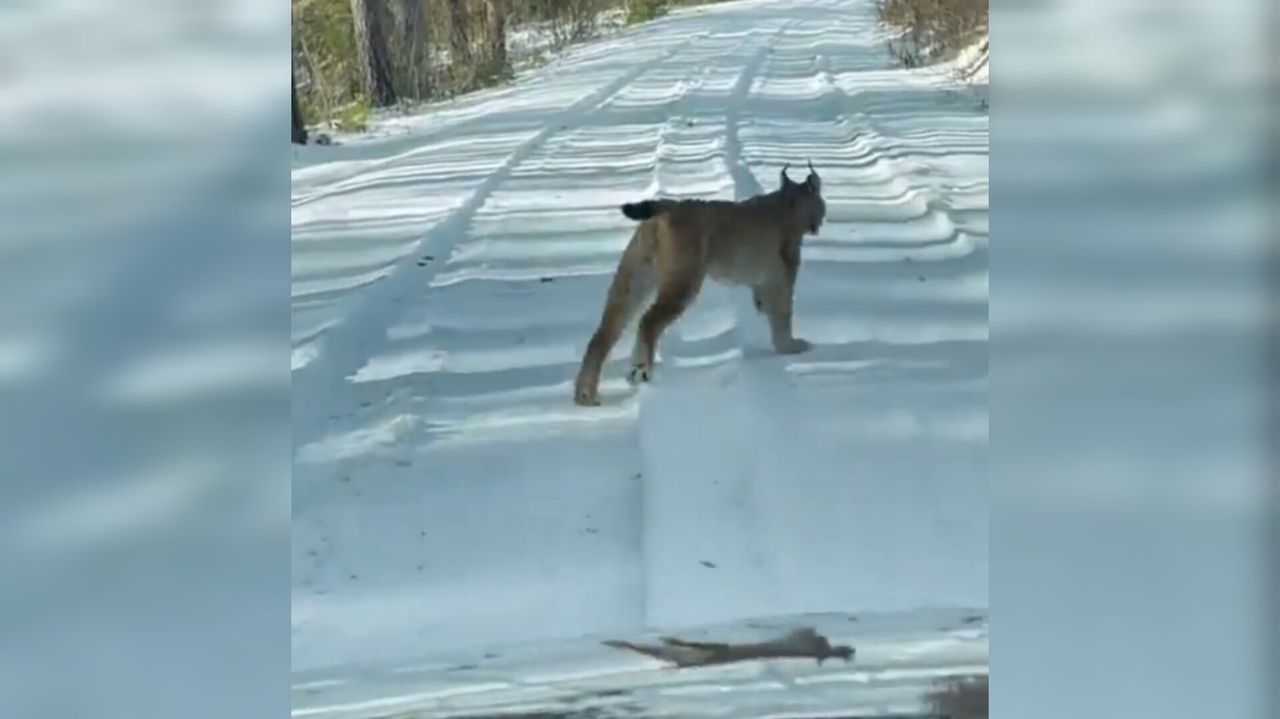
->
[291,0,988,689]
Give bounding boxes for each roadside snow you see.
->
[292,609,988,719]
[955,34,989,85]
[291,0,988,686]
[507,7,628,67]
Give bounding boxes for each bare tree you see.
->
[481,0,509,79]
[396,0,430,98]
[351,0,398,107]
[292,79,308,145]
[446,0,473,88]
[544,0,602,49]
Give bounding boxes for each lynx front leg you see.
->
[759,241,810,354]
[758,281,810,354]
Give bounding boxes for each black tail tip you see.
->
[621,201,655,221]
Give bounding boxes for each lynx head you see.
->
[778,161,826,235]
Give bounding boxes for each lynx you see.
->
[573,163,826,406]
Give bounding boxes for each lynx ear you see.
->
[779,164,795,188]
[804,160,821,191]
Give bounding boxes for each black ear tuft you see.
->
[805,160,821,192]
[621,201,654,221]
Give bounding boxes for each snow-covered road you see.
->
[291,0,987,680]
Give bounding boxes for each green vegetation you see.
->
[335,98,373,133]
[625,0,669,24]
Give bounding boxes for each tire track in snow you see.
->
[293,34,703,448]
[293,28,742,669]
[725,10,988,615]
[723,27,790,198]
[347,28,785,644]
[637,1,987,627]
[292,0,987,672]
[636,19,796,630]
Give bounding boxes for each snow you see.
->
[954,35,989,86]
[506,7,629,66]
[291,0,988,706]
[293,609,987,718]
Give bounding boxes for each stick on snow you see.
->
[604,626,854,667]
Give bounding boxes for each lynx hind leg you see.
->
[629,268,703,384]
[574,256,656,406]
[625,267,659,379]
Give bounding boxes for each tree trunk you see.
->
[482,0,509,79]
[292,80,308,145]
[396,0,430,98]
[351,0,398,107]
[446,0,473,88]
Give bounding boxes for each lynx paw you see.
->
[776,338,812,355]
[574,387,601,407]
[627,364,651,385]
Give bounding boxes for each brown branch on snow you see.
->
[603,627,854,668]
